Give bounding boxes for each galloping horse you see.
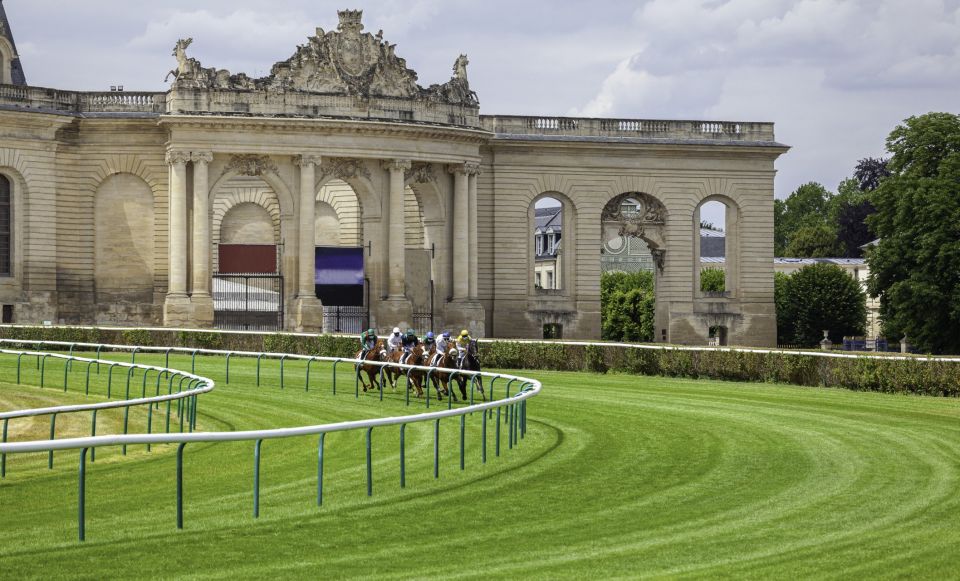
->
[458,340,485,401]
[404,344,427,398]
[355,340,387,393]
[430,346,467,402]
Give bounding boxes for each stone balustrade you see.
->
[0,83,165,114]
[481,115,776,142]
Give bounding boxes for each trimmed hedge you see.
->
[0,326,957,397]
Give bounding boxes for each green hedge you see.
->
[1,327,957,397]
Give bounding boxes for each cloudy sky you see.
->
[5,0,959,200]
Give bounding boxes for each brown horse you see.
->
[429,346,467,402]
[404,344,427,398]
[355,339,387,392]
[383,346,407,390]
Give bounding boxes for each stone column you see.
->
[293,155,324,331]
[467,164,480,300]
[384,159,412,298]
[449,164,469,300]
[190,152,214,326]
[163,150,192,326]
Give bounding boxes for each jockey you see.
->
[360,328,377,358]
[436,331,452,354]
[400,329,419,365]
[423,332,436,351]
[387,327,403,354]
[456,329,471,367]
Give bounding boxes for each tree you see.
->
[774,182,833,256]
[784,223,843,258]
[867,112,960,354]
[774,272,793,345]
[601,270,655,342]
[785,264,866,347]
[853,157,891,191]
[700,267,726,292]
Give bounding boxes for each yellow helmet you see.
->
[460,329,470,337]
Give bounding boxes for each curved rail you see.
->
[0,340,541,542]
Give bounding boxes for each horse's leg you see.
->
[475,374,486,401]
[457,376,468,401]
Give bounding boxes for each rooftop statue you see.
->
[165,10,478,107]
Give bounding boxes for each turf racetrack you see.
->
[1,353,959,579]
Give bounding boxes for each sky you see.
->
[5,0,960,205]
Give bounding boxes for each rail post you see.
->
[48,413,57,469]
[460,414,465,471]
[400,423,407,488]
[425,369,433,409]
[78,448,89,542]
[90,409,97,462]
[256,354,264,387]
[141,368,151,399]
[96,344,103,373]
[496,406,501,457]
[40,353,51,387]
[225,352,232,384]
[107,363,120,399]
[125,367,135,400]
[176,443,186,529]
[131,347,140,365]
[482,410,487,464]
[63,357,71,392]
[331,359,340,395]
[279,355,287,389]
[434,419,440,479]
[165,348,171,370]
[317,433,325,506]
[85,361,95,395]
[147,403,153,452]
[191,349,198,374]
[1,418,7,477]
[122,406,130,455]
[16,352,24,383]
[306,357,315,392]
[253,439,263,518]
[366,427,374,497]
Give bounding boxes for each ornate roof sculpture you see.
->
[166,9,478,108]
[0,0,27,85]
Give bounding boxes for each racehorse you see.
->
[383,348,405,390]
[457,339,485,401]
[430,346,467,402]
[355,340,387,393]
[403,344,427,398]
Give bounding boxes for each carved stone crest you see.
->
[225,154,278,177]
[405,163,436,184]
[320,158,371,181]
[601,193,666,226]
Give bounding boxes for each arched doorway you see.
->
[600,193,667,342]
[314,178,368,333]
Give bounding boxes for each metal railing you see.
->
[0,339,541,542]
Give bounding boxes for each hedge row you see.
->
[0,327,957,397]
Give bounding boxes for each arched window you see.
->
[0,175,11,276]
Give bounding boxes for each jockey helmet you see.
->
[442,331,451,339]
[406,329,415,337]
[392,327,401,335]
[460,329,469,338]
[426,332,435,340]
[366,328,375,337]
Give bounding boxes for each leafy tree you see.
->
[853,156,891,191]
[774,182,833,256]
[601,270,655,342]
[835,198,876,257]
[786,264,866,347]
[867,112,960,354]
[774,272,793,345]
[700,267,726,292]
[784,223,843,258]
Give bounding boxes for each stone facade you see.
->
[0,9,788,346]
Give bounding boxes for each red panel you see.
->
[218,245,277,274]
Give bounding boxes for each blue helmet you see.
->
[426,332,435,340]
[442,331,451,339]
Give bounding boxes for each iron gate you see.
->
[213,274,284,331]
[322,277,370,334]
[412,280,435,333]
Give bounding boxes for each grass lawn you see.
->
[1,352,959,579]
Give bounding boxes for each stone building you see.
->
[0,7,789,345]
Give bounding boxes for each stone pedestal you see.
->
[294,296,325,332]
[163,295,193,327]
[444,300,486,337]
[191,294,215,328]
[377,297,414,332]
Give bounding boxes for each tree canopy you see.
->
[866,112,960,354]
[782,264,867,347]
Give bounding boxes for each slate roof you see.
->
[0,0,27,85]
[534,206,562,233]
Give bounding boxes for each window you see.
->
[0,175,10,276]
[536,233,543,256]
[535,272,542,288]
[548,232,555,254]
[547,271,554,289]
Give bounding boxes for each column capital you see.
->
[382,159,412,172]
[190,151,214,165]
[447,162,481,176]
[165,150,191,166]
[295,154,323,168]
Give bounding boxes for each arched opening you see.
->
[314,178,368,333]
[0,44,11,85]
[0,174,10,276]
[600,193,666,343]
[221,202,275,245]
[694,197,738,297]
[532,196,564,291]
[94,173,155,320]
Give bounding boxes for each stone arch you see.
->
[316,173,381,220]
[0,163,27,282]
[220,203,276,245]
[694,193,740,296]
[209,165,295,217]
[212,178,282,272]
[94,173,156,304]
[528,191,578,295]
[315,178,361,247]
[91,155,164,196]
[602,192,667,260]
[405,174,445,223]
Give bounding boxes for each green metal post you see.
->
[279,355,286,389]
[1,418,7,478]
[434,419,440,479]
[496,406,501,457]
[225,353,231,385]
[176,443,186,529]
[78,448,88,542]
[256,354,263,386]
[165,348,171,370]
[131,347,139,365]
[317,433,325,506]
[253,439,263,518]
[191,350,198,374]
[40,354,49,387]
[48,413,57,469]
[141,368,150,399]
[425,369,433,409]
[400,424,406,488]
[122,407,129,456]
[63,357,71,392]
[125,367,134,399]
[85,361,94,395]
[107,363,119,398]
[96,345,103,373]
[482,411,487,464]
[460,414,465,471]
[90,410,97,462]
[147,403,153,452]
[366,427,373,497]
[16,352,23,383]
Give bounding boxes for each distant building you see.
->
[534,206,562,290]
